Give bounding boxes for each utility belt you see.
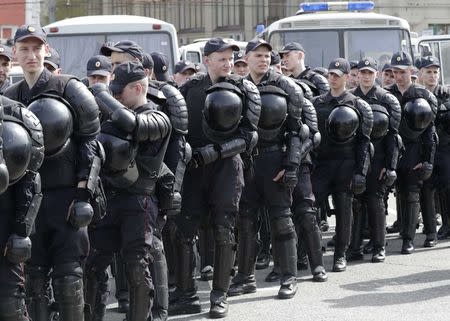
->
[252,144,285,156]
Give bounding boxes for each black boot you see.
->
[332,193,352,272]
[437,189,450,239]
[168,236,201,316]
[271,217,298,299]
[150,238,169,321]
[53,276,85,321]
[228,216,257,297]
[209,226,235,318]
[400,191,420,254]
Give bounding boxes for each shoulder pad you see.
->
[241,78,259,94]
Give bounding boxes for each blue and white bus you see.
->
[265,1,413,69]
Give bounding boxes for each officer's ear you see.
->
[44,43,50,56]
[203,55,209,67]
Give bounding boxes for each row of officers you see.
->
[0,24,448,321]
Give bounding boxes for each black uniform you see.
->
[0,95,44,321]
[428,85,450,240]
[5,69,102,321]
[147,80,190,321]
[229,69,305,297]
[87,85,172,321]
[387,83,438,253]
[350,85,402,261]
[170,73,260,317]
[292,67,331,230]
[312,90,373,271]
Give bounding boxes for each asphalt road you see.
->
[105,198,450,321]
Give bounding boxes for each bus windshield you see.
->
[47,32,173,78]
[269,28,411,68]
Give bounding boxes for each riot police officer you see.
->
[90,61,172,321]
[279,42,330,96]
[416,56,450,241]
[228,38,304,299]
[169,37,261,318]
[387,51,438,254]
[5,25,103,321]
[0,95,44,321]
[312,58,373,272]
[0,45,13,94]
[349,57,402,262]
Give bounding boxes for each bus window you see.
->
[47,35,104,79]
[344,29,411,65]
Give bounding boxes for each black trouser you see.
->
[0,190,29,320]
[238,149,297,285]
[176,155,244,295]
[292,164,324,272]
[26,187,88,321]
[312,158,355,256]
[397,142,423,242]
[88,192,158,321]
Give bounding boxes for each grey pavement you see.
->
[105,198,450,321]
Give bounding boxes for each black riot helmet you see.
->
[370,104,389,141]
[28,97,74,157]
[2,120,32,184]
[326,105,360,143]
[403,98,433,132]
[203,82,243,141]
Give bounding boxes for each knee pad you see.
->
[213,225,235,246]
[238,214,258,234]
[52,275,84,306]
[271,216,296,242]
[126,261,152,291]
[51,262,83,279]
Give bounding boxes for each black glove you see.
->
[383,169,397,187]
[352,174,366,195]
[68,188,94,228]
[281,168,298,190]
[5,234,31,264]
[190,144,220,168]
[417,162,433,181]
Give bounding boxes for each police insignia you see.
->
[28,26,36,32]
[95,61,101,68]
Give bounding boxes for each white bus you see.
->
[43,15,179,78]
[265,1,413,69]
